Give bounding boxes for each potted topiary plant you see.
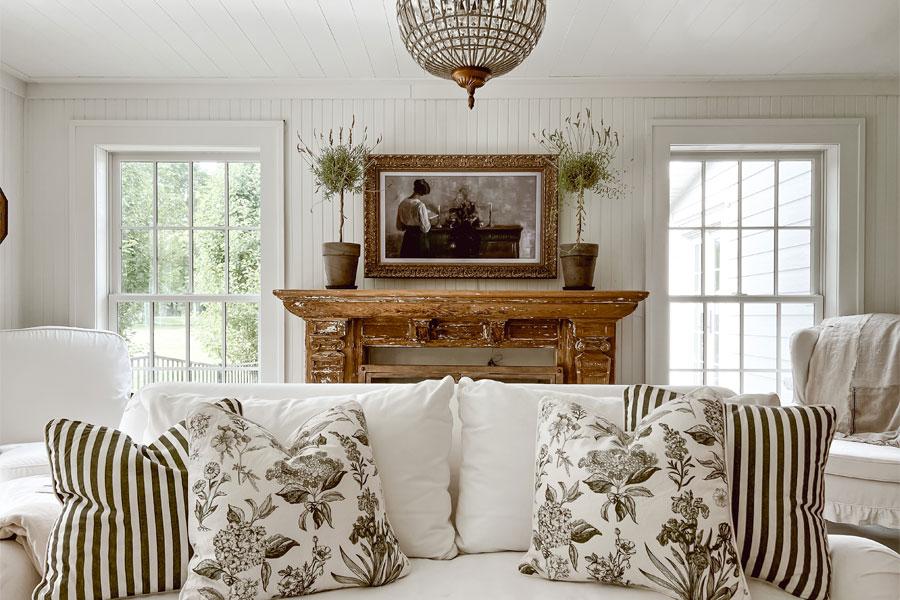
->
[298,117,381,289]
[535,110,623,289]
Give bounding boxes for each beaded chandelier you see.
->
[397,0,547,109]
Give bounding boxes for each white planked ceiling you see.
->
[1,0,897,82]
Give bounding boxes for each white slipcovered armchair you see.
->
[0,326,132,482]
[791,316,900,530]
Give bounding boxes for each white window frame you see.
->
[646,118,865,384]
[69,120,285,382]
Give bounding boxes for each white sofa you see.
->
[2,379,899,600]
[792,326,900,529]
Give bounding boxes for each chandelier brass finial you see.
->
[397,0,546,109]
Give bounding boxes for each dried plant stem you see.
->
[576,189,586,245]
[338,188,345,243]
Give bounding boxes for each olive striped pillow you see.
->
[623,384,679,431]
[33,399,242,600]
[624,390,837,600]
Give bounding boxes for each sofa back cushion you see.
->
[454,378,625,554]
[0,327,132,444]
[137,377,457,560]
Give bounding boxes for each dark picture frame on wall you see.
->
[363,154,558,278]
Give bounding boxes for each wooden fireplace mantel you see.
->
[274,289,648,384]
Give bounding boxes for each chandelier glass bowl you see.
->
[397,0,547,109]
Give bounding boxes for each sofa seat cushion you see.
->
[825,439,900,483]
[0,443,50,483]
[124,538,900,600]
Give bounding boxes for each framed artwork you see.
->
[363,154,558,278]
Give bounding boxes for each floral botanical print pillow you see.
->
[182,401,410,600]
[519,396,751,600]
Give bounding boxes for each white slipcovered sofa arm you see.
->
[790,327,820,404]
[829,535,900,600]
[0,540,40,600]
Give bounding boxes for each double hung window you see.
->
[667,154,822,394]
[109,155,262,389]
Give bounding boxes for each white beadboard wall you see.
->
[0,76,25,329]
[18,88,900,383]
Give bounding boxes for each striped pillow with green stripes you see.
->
[624,388,837,600]
[33,398,242,600]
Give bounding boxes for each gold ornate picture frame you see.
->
[364,154,558,278]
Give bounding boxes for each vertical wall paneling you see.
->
[17,90,900,382]
[0,84,25,328]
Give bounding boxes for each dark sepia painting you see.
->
[364,155,558,279]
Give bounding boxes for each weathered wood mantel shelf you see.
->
[273,289,648,384]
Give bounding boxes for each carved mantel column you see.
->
[305,318,354,383]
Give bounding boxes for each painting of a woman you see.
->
[395,178,438,258]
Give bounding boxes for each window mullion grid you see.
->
[151,162,159,382]
[773,160,780,296]
[775,301,783,396]
[700,161,707,385]
[223,162,230,383]
[187,162,194,381]
[736,161,744,393]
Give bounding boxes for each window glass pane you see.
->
[191,302,223,368]
[193,162,226,227]
[741,229,774,295]
[670,302,703,369]
[158,229,189,294]
[229,230,260,294]
[778,229,811,294]
[779,160,812,226]
[780,303,815,372]
[741,160,774,226]
[669,371,703,386]
[229,162,261,227]
[704,229,738,295]
[226,303,259,368]
[154,302,186,364]
[706,302,740,369]
[121,162,153,227]
[194,230,225,294]
[118,301,151,358]
[707,370,740,392]
[669,161,702,227]
[157,162,189,226]
[744,371,777,394]
[743,303,777,369]
[704,161,738,227]
[669,229,701,295]
[118,301,152,389]
[121,229,152,293]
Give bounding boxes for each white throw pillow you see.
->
[183,401,410,599]
[454,378,624,554]
[141,377,457,560]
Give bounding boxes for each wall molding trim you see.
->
[24,76,900,101]
[1,71,27,98]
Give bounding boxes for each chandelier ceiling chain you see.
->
[397,0,547,109]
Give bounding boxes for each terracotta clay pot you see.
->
[559,243,599,290]
[322,242,361,289]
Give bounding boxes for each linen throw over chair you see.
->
[791,314,900,529]
[0,327,132,481]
